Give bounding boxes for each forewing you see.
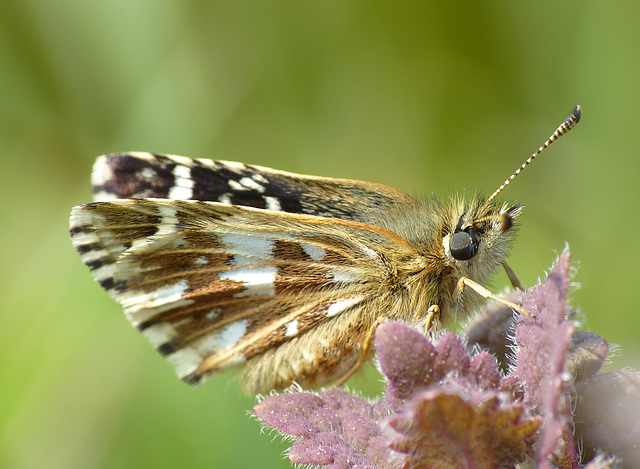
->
[69,198,417,389]
[92,152,418,223]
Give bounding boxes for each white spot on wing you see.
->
[230,255,262,266]
[284,320,299,337]
[127,298,196,325]
[156,205,178,235]
[224,354,247,367]
[169,185,193,200]
[79,248,111,264]
[217,320,249,349]
[252,173,269,184]
[128,237,150,252]
[331,269,359,283]
[206,308,220,320]
[169,165,194,199]
[218,266,277,297]
[91,156,114,200]
[142,322,178,348]
[70,231,99,249]
[121,280,189,313]
[218,193,232,205]
[228,180,246,191]
[126,152,156,161]
[219,160,246,170]
[265,196,281,211]
[222,234,274,260]
[327,297,362,317]
[93,191,118,202]
[70,206,97,228]
[173,164,192,179]
[194,256,209,266]
[228,176,266,193]
[91,263,119,282]
[195,319,249,355]
[140,167,156,181]
[302,244,326,261]
[239,177,265,192]
[165,154,195,166]
[361,246,378,259]
[168,348,201,377]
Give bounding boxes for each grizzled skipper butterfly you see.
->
[69,106,581,393]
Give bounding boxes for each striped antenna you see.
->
[483,105,581,208]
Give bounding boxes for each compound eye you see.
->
[450,229,479,261]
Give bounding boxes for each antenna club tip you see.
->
[573,105,582,123]
[500,214,513,231]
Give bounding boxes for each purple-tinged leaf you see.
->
[377,323,539,467]
[515,252,579,468]
[376,324,502,410]
[388,389,539,468]
[375,321,440,410]
[254,389,398,469]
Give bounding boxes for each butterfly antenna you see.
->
[482,105,582,210]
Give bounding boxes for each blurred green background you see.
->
[1,1,639,468]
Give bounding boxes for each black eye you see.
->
[450,228,479,261]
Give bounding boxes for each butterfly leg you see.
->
[502,262,524,291]
[424,305,440,334]
[454,277,535,319]
[334,317,388,388]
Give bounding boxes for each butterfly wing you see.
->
[92,152,418,224]
[70,198,423,392]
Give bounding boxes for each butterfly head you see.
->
[449,203,521,262]
[439,198,521,289]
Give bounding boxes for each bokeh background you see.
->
[2,1,639,468]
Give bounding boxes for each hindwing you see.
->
[69,198,422,391]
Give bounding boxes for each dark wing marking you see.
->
[91,152,418,224]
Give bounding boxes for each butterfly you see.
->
[69,106,580,394]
